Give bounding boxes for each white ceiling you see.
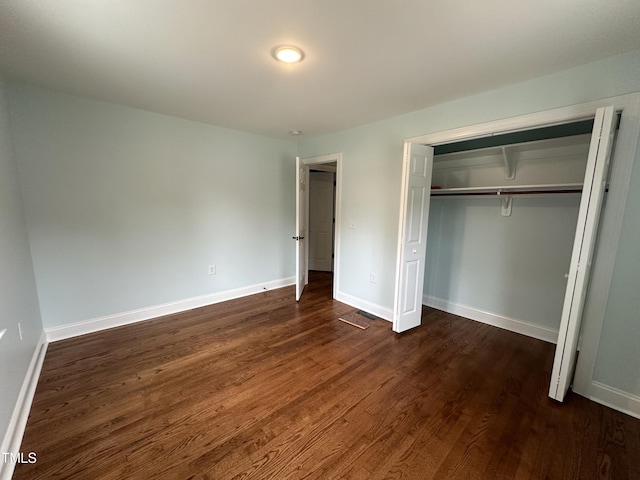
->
[1,0,640,140]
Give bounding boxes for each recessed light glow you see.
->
[272,45,304,63]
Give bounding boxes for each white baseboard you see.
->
[45,277,295,342]
[0,332,48,480]
[334,291,393,322]
[423,294,559,344]
[578,381,640,420]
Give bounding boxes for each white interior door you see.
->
[309,171,335,272]
[294,157,309,301]
[393,143,434,333]
[549,105,617,401]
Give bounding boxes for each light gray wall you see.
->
[7,83,297,329]
[425,196,580,330]
[593,141,640,395]
[0,78,43,445]
[298,49,640,397]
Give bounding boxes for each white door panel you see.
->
[402,260,420,315]
[407,185,427,243]
[394,143,434,333]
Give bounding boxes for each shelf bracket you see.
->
[502,146,515,180]
[499,194,513,217]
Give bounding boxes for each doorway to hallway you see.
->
[295,153,342,302]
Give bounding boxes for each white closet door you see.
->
[393,143,434,333]
[294,156,309,301]
[549,105,616,401]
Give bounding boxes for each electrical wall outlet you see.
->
[370,272,377,284]
[348,219,356,229]
[208,264,216,275]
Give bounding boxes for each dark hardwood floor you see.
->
[14,272,640,479]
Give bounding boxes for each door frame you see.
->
[396,93,640,404]
[299,153,342,299]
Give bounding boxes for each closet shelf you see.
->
[431,183,583,197]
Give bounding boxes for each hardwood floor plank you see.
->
[13,272,640,479]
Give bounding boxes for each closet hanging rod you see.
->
[431,182,583,195]
[431,189,583,197]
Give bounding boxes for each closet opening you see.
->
[426,117,605,333]
[394,104,620,404]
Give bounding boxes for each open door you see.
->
[294,156,309,301]
[549,105,617,401]
[393,143,434,333]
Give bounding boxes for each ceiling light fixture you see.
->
[272,45,304,64]
[289,130,302,136]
